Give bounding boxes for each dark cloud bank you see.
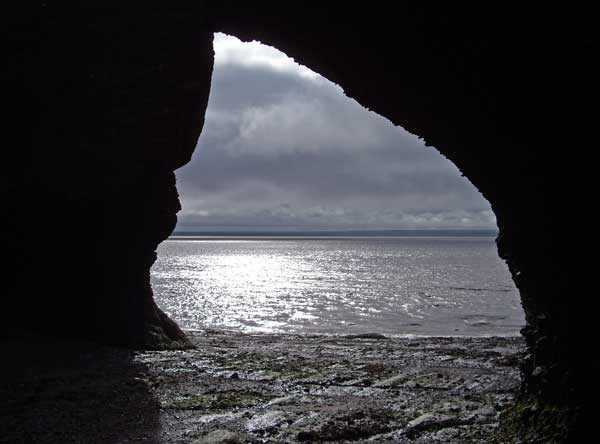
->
[175,34,496,231]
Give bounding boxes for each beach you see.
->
[2,330,524,443]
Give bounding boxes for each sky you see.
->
[175,33,496,231]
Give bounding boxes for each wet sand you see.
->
[1,331,524,443]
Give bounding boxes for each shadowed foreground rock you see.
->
[1,331,523,444]
[4,4,596,442]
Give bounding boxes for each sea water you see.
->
[151,237,524,336]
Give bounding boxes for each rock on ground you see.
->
[1,330,524,443]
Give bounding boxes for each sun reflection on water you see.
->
[151,238,524,336]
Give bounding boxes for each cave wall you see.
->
[5,3,595,442]
[5,5,215,347]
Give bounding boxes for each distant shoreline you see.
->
[168,236,498,241]
[170,229,498,239]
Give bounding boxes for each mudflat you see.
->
[1,331,524,443]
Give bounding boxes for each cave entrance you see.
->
[151,33,524,339]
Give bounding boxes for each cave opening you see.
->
[5,7,591,442]
[151,33,525,339]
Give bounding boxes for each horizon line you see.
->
[170,228,499,238]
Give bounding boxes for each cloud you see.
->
[175,33,496,230]
[213,33,320,80]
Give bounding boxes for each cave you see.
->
[5,4,595,442]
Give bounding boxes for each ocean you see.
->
[151,236,524,337]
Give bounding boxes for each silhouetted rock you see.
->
[343,333,388,339]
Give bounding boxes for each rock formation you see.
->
[5,4,595,442]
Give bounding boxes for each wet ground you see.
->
[1,331,524,443]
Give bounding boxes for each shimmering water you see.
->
[151,237,524,336]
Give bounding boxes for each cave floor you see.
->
[1,331,524,444]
